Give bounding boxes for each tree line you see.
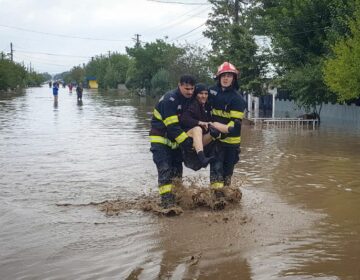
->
[0,53,51,91]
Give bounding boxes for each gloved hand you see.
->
[179,137,193,151]
[228,119,241,133]
[209,125,221,139]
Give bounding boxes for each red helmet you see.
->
[216,62,239,77]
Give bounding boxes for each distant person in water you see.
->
[76,84,83,101]
[52,82,59,104]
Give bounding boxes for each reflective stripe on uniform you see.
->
[230,110,244,119]
[163,115,179,126]
[153,109,162,121]
[212,109,231,119]
[159,184,173,194]
[227,120,234,127]
[149,135,179,149]
[211,182,224,189]
[175,131,188,144]
[220,136,241,144]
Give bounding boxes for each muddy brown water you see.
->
[0,86,359,280]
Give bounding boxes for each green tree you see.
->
[250,0,354,113]
[103,63,120,89]
[54,71,70,83]
[26,71,47,87]
[84,53,130,89]
[323,0,360,101]
[86,56,107,88]
[125,59,142,91]
[70,66,85,84]
[41,72,52,81]
[170,43,213,86]
[204,0,266,94]
[109,53,130,84]
[0,58,27,90]
[126,39,184,92]
[151,68,171,95]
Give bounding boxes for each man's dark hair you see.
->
[179,74,196,86]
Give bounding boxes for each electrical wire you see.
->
[143,5,210,35]
[169,22,206,41]
[0,24,132,42]
[15,49,91,59]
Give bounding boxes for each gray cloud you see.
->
[0,0,210,74]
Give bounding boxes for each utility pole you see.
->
[133,34,141,47]
[10,42,14,61]
[234,0,240,24]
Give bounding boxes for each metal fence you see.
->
[251,118,319,129]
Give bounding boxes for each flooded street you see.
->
[0,86,359,280]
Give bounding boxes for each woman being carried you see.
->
[180,83,235,170]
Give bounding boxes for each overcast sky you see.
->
[0,0,212,74]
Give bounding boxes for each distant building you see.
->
[86,76,98,89]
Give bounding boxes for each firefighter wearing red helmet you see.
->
[208,61,246,203]
[216,61,240,77]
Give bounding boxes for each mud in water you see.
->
[57,182,243,217]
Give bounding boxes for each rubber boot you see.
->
[160,192,176,209]
[213,189,225,199]
[197,151,214,167]
[212,189,226,210]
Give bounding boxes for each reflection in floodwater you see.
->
[0,86,359,279]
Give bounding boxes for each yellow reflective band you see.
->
[175,132,188,144]
[211,182,224,189]
[149,136,179,149]
[159,184,173,195]
[153,109,162,120]
[220,136,241,144]
[212,109,231,119]
[227,120,234,127]
[230,110,244,119]
[163,115,179,126]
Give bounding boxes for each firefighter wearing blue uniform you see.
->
[208,62,247,196]
[149,75,196,208]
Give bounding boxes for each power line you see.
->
[169,22,206,41]
[0,24,131,42]
[142,5,210,35]
[15,49,91,59]
[17,53,87,64]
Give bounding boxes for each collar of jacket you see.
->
[221,85,236,92]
